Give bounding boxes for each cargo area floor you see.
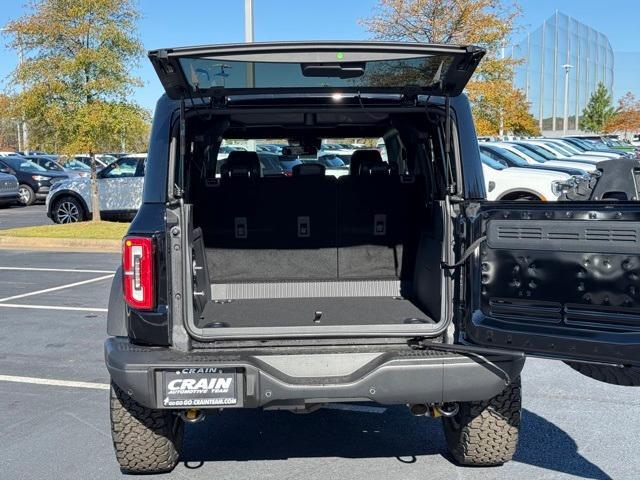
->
[197,297,433,329]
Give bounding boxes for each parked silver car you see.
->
[46,154,146,223]
[0,172,20,207]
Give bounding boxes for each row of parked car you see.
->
[218,142,367,178]
[0,151,136,205]
[0,134,634,225]
[0,151,148,223]
[220,136,634,203]
[478,135,637,201]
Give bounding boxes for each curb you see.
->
[0,236,121,253]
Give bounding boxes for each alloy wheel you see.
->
[56,201,80,223]
[18,186,31,205]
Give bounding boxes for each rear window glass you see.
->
[480,153,506,170]
[3,157,47,172]
[216,138,385,178]
[180,55,452,91]
[39,159,63,171]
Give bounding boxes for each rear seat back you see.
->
[205,151,264,248]
[338,150,423,280]
[201,150,424,286]
[207,159,338,282]
[274,163,336,249]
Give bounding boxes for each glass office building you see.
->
[512,11,614,134]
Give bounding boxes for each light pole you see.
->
[244,0,256,151]
[17,38,28,153]
[15,119,22,152]
[562,64,574,136]
[1,28,28,153]
[244,0,254,43]
[498,41,506,138]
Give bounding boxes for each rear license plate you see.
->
[161,368,238,407]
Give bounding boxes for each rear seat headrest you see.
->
[292,163,326,176]
[350,149,394,176]
[220,151,260,179]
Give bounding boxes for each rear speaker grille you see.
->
[488,220,640,253]
[496,226,543,240]
[585,228,637,242]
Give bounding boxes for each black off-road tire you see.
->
[442,377,521,466]
[564,362,640,386]
[110,382,184,474]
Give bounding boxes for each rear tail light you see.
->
[122,236,155,310]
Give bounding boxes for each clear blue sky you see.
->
[1,0,638,111]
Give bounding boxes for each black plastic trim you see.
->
[105,337,524,409]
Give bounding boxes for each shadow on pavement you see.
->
[182,405,444,463]
[180,405,611,478]
[515,409,612,480]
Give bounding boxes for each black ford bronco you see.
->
[105,42,640,473]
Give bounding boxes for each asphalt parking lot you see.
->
[0,248,639,480]
[0,204,50,230]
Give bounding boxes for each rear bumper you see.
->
[105,337,525,410]
[35,186,50,200]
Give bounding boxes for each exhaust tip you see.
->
[435,403,459,418]
[409,404,428,416]
[180,409,205,423]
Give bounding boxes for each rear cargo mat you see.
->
[197,296,432,328]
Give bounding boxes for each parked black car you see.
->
[105,41,640,474]
[0,155,69,205]
[24,155,88,178]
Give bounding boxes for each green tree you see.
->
[3,0,147,220]
[580,82,615,133]
[360,0,539,136]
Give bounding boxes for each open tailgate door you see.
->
[148,41,485,100]
[461,201,640,369]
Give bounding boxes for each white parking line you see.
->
[0,267,115,274]
[0,303,108,312]
[0,374,109,390]
[0,274,114,303]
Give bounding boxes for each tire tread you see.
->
[443,377,521,466]
[110,382,183,474]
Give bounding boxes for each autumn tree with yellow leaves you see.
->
[361,0,539,136]
[605,92,640,137]
[3,0,149,220]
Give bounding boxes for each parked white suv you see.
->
[519,140,604,163]
[46,154,146,223]
[481,153,570,201]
